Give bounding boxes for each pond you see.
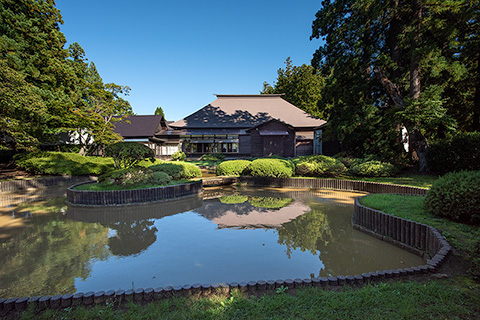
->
[0,186,424,298]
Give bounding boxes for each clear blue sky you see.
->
[56,0,323,121]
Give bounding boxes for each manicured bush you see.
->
[427,132,480,174]
[425,171,480,225]
[13,151,114,175]
[171,150,186,161]
[349,160,398,177]
[150,161,201,180]
[98,167,154,186]
[244,159,295,178]
[216,160,251,176]
[105,142,155,169]
[201,153,225,162]
[149,171,171,186]
[293,155,347,177]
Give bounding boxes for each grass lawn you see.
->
[359,194,480,252]
[335,174,438,189]
[18,279,480,320]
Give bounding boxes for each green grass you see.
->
[359,194,480,251]
[74,180,190,191]
[339,174,438,189]
[18,280,480,320]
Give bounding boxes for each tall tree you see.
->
[154,106,165,119]
[0,1,133,153]
[311,0,469,170]
[67,46,133,155]
[0,0,77,150]
[261,57,325,118]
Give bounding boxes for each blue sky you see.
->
[56,0,323,121]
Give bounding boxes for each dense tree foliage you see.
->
[310,0,479,170]
[0,0,132,153]
[154,106,165,118]
[261,57,325,118]
[105,142,155,170]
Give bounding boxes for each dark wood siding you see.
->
[249,121,295,157]
[296,140,313,157]
[239,135,251,154]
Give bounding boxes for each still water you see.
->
[0,186,424,297]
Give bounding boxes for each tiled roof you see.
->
[113,115,162,138]
[170,95,326,129]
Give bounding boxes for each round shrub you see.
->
[171,150,186,161]
[98,167,153,186]
[150,161,201,180]
[425,171,480,225]
[149,171,171,186]
[245,159,295,178]
[216,160,251,176]
[201,153,225,162]
[293,155,347,177]
[349,160,398,177]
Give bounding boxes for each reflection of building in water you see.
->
[195,198,310,229]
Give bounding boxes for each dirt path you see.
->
[0,163,37,181]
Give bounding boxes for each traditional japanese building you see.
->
[114,94,326,158]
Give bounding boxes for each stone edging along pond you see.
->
[0,177,451,314]
[66,180,203,206]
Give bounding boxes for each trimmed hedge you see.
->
[13,151,114,176]
[201,153,225,162]
[216,160,251,176]
[149,161,201,180]
[349,160,398,177]
[425,171,480,225]
[98,167,154,186]
[293,155,347,177]
[244,159,295,178]
[427,132,480,174]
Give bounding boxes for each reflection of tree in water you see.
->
[248,197,293,209]
[106,219,158,256]
[277,208,332,258]
[0,217,109,297]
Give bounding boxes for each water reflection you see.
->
[0,187,425,297]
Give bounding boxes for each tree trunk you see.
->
[408,0,428,172]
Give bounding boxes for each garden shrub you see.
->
[105,142,155,169]
[427,132,480,174]
[150,161,201,180]
[201,153,225,162]
[349,160,398,177]
[171,150,186,161]
[149,171,171,186]
[293,155,347,177]
[98,167,154,186]
[14,151,114,175]
[425,171,480,225]
[216,160,251,176]
[244,159,295,178]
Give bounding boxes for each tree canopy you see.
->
[0,0,132,153]
[310,0,479,170]
[154,106,165,119]
[261,57,325,119]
